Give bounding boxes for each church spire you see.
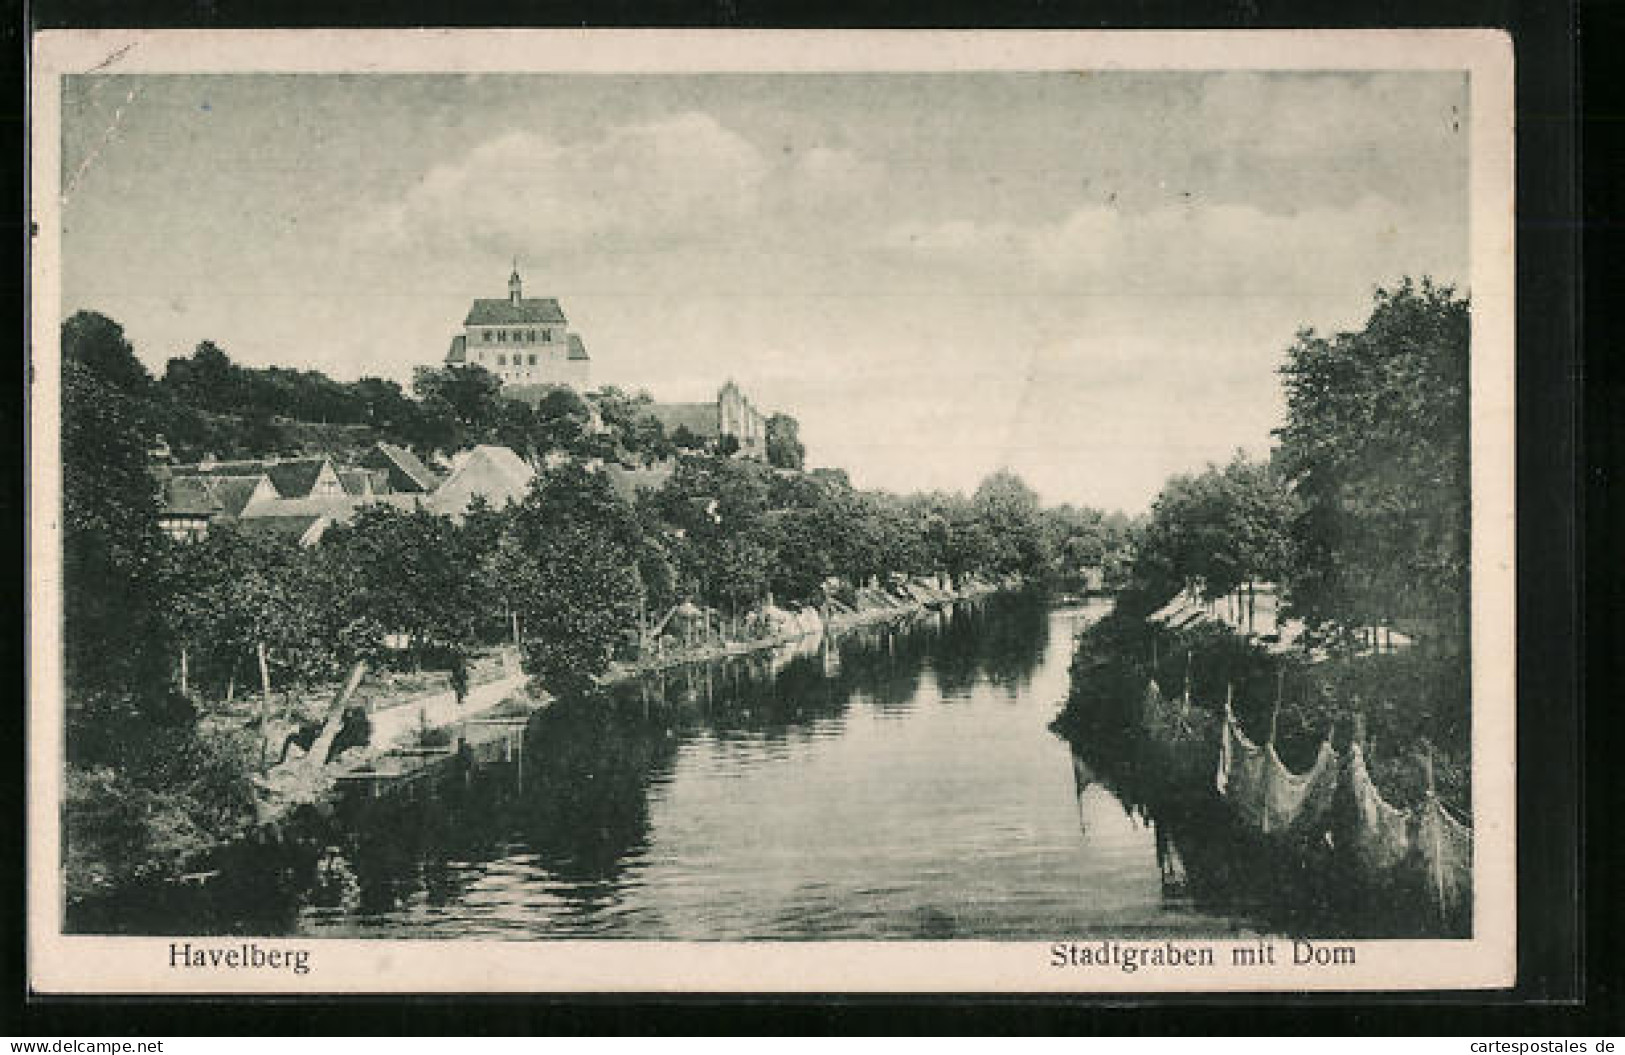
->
[509,259,522,305]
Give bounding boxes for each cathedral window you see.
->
[528,354,538,366]
[497,354,506,366]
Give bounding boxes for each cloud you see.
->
[881,194,1464,300]
[357,112,770,256]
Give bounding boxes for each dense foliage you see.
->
[1127,452,1297,619]
[1276,278,1469,646]
[67,310,688,467]
[1119,279,1469,653]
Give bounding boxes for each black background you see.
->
[7,0,1600,1035]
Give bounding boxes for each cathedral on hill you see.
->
[444,266,591,395]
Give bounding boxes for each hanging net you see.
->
[1218,702,1339,836]
[1343,741,1413,876]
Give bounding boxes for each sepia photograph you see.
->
[27,30,1515,993]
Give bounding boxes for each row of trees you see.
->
[150,459,1123,711]
[1126,279,1470,650]
[65,311,811,473]
[64,310,1135,747]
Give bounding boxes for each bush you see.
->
[63,721,262,901]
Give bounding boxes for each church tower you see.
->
[508,263,522,305]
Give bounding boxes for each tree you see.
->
[1132,452,1295,620]
[765,412,806,470]
[533,387,593,454]
[412,364,504,432]
[322,506,481,668]
[61,332,175,726]
[162,341,238,414]
[1275,278,1469,646]
[670,425,707,452]
[971,470,1050,578]
[63,311,152,394]
[506,464,644,699]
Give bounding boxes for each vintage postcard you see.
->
[27,29,1515,993]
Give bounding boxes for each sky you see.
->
[59,71,1469,513]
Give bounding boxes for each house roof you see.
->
[645,402,720,439]
[339,468,380,497]
[464,298,567,327]
[162,475,224,517]
[567,334,590,361]
[209,475,273,518]
[172,459,276,479]
[446,334,467,364]
[263,458,333,498]
[361,442,441,494]
[240,492,423,522]
[430,445,535,519]
[238,514,330,546]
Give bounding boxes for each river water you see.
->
[72,595,1272,939]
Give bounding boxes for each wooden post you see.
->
[179,648,189,698]
[511,610,521,649]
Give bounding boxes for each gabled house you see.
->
[157,476,224,541]
[360,442,441,495]
[427,445,535,521]
[172,456,345,499]
[156,471,279,540]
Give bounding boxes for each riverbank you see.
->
[1055,607,1470,812]
[65,575,1014,907]
[596,576,1005,683]
[70,593,1171,940]
[1052,605,1471,935]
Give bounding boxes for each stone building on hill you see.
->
[444,266,591,393]
[646,381,768,459]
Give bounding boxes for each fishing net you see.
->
[1413,795,1473,923]
[1218,704,1339,836]
[1343,742,1412,875]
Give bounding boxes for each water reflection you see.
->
[72,594,1285,940]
